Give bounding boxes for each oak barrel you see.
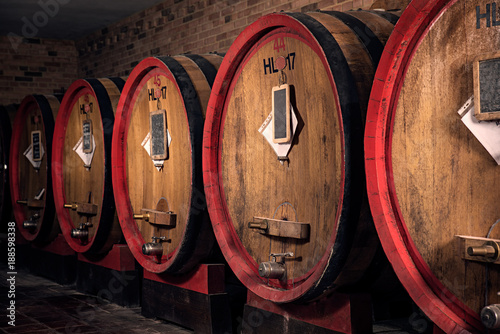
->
[203,11,398,303]
[365,0,500,332]
[52,78,125,255]
[9,95,61,245]
[112,54,223,274]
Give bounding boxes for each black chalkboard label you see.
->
[272,84,290,143]
[474,52,500,120]
[150,109,168,160]
[31,130,42,162]
[82,119,93,154]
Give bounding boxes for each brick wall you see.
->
[0,0,377,104]
[76,0,375,78]
[0,36,78,105]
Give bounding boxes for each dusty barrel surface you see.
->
[112,54,222,274]
[203,11,398,304]
[365,0,500,332]
[0,104,16,227]
[10,95,61,245]
[52,78,125,255]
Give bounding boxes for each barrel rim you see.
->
[364,0,483,332]
[112,56,211,274]
[52,78,115,254]
[9,95,56,242]
[202,12,374,303]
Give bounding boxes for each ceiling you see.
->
[0,0,166,40]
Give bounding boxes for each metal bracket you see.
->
[455,235,500,264]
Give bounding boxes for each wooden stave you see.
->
[52,78,125,255]
[112,55,222,274]
[364,0,498,332]
[9,95,61,245]
[202,11,397,304]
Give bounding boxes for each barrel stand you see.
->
[141,263,233,333]
[241,291,372,334]
[76,244,141,307]
[29,234,76,284]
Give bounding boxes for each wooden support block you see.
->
[243,290,372,334]
[29,234,77,285]
[142,264,232,333]
[248,217,309,239]
[77,244,141,307]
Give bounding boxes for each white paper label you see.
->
[259,105,298,158]
[73,135,96,168]
[142,130,172,171]
[24,143,44,169]
[458,96,500,165]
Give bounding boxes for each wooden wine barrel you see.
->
[112,54,223,274]
[52,78,125,255]
[0,104,16,228]
[10,95,61,245]
[364,0,500,332]
[203,11,398,304]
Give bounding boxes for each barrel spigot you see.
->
[71,223,90,240]
[481,304,500,329]
[142,236,169,256]
[22,213,40,230]
[258,252,294,280]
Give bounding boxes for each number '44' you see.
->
[273,37,285,52]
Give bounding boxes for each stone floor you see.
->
[0,262,192,334]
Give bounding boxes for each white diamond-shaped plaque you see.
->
[24,144,45,169]
[73,135,96,168]
[141,130,172,171]
[258,105,298,158]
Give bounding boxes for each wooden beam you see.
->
[248,217,309,239]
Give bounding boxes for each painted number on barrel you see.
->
[31,130,42,161]
[274,37,285,52]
